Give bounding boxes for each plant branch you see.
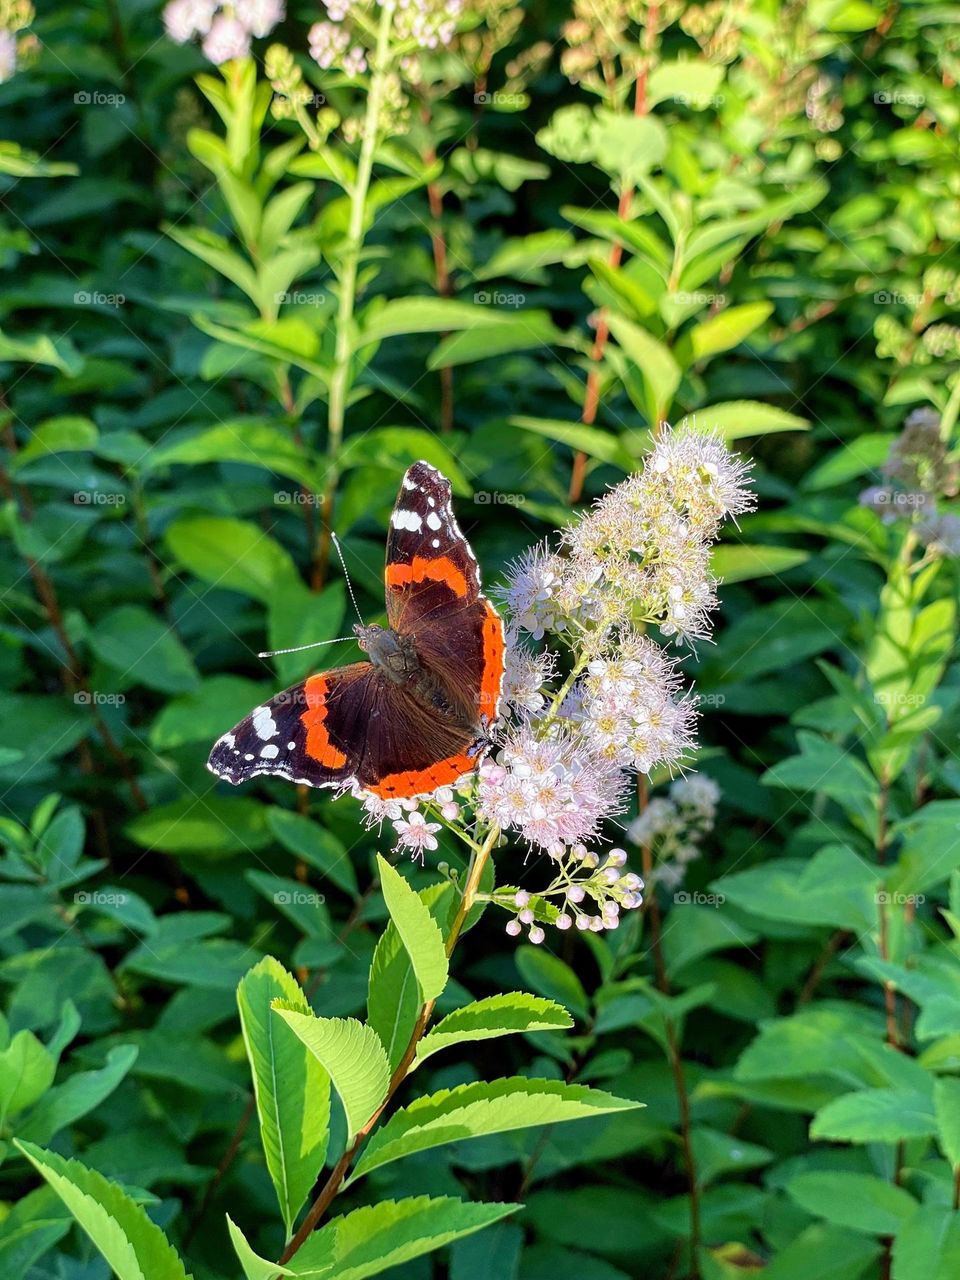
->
[276,825,500,1267]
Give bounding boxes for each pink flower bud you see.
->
[505,919,521,936]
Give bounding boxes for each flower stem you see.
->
[314,4,394,587]
[276,825,500,1267]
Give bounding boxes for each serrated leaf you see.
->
[231,1195,519,1279]
[238,959,330,1235]
[350,1077,643,1182]
[416,993,572,1063]
[272,1008,389,1144]
[810,1087,937,1144]
[376,857,448,1003]
[15,1141,192,1280]
[368,882,454,1072]
[18,1045,139,1144]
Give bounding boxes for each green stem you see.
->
[275,825,499,1267]
[315,5,394,586]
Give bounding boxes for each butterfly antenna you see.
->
[331,530,365,624]
[258,637,353,659]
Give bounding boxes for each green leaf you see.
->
[267,582,347,685]
[676,401,809,439]
[679,302,773,364]
[810,1087,937,1144]
[149,676,268,751]
[510,416,635,471]
[0,1031,55,1121]
[272,1008,389,1144]
[428,313,560,369]
[360,297,536,345]
[367,883,454,1072]
[711,544,810,583]
[416,992,573,1062]
[12,416,99,469]
[125,795,272,859]
[15,1141,192,1280]
[647,59,725,108]
[786,1172,918,1235]
[606,314,681,422]
[376,857,448,1004]
[267,809,359,897]
[233,1195,520,1280]
[166,516,299,604]
[0,329,83,375]
[227,1216,296,1280]
[148,421,319,490]
[18,1046,139,1145]
[934,1077,960,1168]
[88,605,200,695]
[350,1077,643,1182]
[237,958,330,1235]
[515,946,590,1020]
[893,1204,960,1280]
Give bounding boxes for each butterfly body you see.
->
[207,461,505,800]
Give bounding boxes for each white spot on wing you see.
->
[260,744,280,759]
[402,475,417,491]
[432,538,440,547]
[252,706,278,740]
[244,753,254,761]
[426,511,442,531]
[391,509,422,532]
[288,740,296,750]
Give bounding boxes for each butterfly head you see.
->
[354,623,419,684]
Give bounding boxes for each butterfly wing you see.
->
[207,663,373,789]
[208,660,482,798]
[384,461,505,729]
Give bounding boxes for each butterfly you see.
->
[207,461,506,800]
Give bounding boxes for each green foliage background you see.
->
[1,0,960,1277]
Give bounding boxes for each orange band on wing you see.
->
[480,600,505,721]
[367,751,476,799]
[386,555,469,598]
[301,675,348,768]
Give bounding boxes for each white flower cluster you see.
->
[352,429,749,946]
[501,847,644,944]
[163,0,284,63]
[627,774,720,890]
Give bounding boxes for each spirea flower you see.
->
[497,544,564,639]
[628,774,720,890]
[0,28,16,79]
[388,0,463,50]
[477,728,628,856]
[202,13,250,61]
[234,0,284,37]
[163,0,217,41]
[162,0,282,58]
[393,809,441,858]
[309,20,350,68]
[500,636,556,716]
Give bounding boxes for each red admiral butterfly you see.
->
[207,461,505,800]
